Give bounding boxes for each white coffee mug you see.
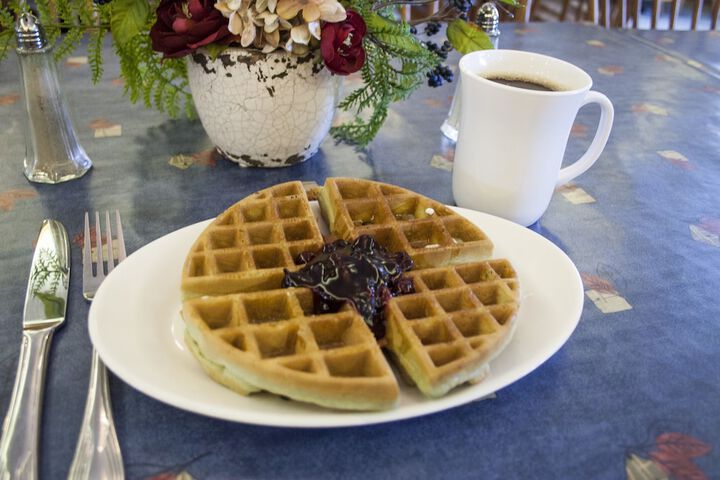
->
[453,50,614,226]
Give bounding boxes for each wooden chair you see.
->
[399,0,534,23]
[550,0,717,28]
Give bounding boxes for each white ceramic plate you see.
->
[90,205,583,428]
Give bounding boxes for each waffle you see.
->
[385,260,519,397]
[181,181,324,298]
[183,287,399,410]
[180,178,520,410]
[318,177,494,268]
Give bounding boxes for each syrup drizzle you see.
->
[282,235,414,338]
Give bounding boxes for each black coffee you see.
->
[485,76,558,92]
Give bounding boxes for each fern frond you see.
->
[88,25,105,82]
[330,8,438,147]
[114,30,194,118]
[53,26,83,60]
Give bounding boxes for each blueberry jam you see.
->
[282,235,415,338]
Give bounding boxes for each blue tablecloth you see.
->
[1,22,719,479]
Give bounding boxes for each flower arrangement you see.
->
[0,0,515,146]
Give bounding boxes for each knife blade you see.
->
[0,219,70,480]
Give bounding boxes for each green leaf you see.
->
[204,43,230,60]
[110,0,149,46]
[446,19,493,54]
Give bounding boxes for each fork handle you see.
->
[0,328,55,480]
[67,350,124,480]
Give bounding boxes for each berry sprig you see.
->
[423,39,454,87]
[424,20,441,36]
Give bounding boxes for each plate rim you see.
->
[89,207,584,428]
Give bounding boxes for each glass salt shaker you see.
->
[441,3,500,142]
[15,12,92,183]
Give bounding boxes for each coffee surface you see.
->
[485,75,558,92]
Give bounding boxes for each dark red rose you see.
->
[320,10,367,75]
[150,0,233,59]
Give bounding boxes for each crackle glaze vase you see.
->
[187,48,339,168]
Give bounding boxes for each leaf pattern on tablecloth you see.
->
[627,428,713,480]
[657,150,692,170]
[598,65,624,76]
[0,189,37,212]
[701,85,720,94]
[632,103,669,116]
[626,453,669,480]
[689,218,720,247]
[571,122,588,138]
[556,183,595,204]
[430,145,454,171]
[147,470,195,480]
[423,98,445,109]
[649,433,712,480]
[131,453,208,480]
[169,150,219,170]
[655,54,680,64]
[581,271,632,313]
[586,40,605,48]
[72,225,120,262]
[658,36,675,45]
[430,154,453,171]
[0,93,20,106]
[66,56,89,67]
[111,78,124,86]
[89,118,122,138]
[513,27,537,35]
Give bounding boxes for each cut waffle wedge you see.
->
[318,177,494,268]
[180,178,520,411]
[385,260,519,397]
[181,181,324,298]
[183,288,399,410]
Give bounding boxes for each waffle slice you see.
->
[182,287,400,410]
[318,178,494,268]
[385,259,520,397]
[181,181,324,299]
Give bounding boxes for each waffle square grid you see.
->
[182,182,324,295]
[184,288,392,380]
[323,178,494,268]
[385,259,519,388]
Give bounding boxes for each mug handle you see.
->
[556,91,614,187]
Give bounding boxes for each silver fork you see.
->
[68,211,125,480]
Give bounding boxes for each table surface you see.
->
[1,22,719,480]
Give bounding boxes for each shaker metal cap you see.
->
[15,12,47,51]
[476,2,500,36]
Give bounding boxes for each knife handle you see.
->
[0,328,55,480]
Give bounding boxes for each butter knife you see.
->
[0,220,70,480]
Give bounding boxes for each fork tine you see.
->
[114,210,127,263]
[105,211,114,274]
[94,211,105,280]
[83,212,92,280]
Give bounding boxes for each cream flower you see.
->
[215,0,261,47]
[289,21,320,45]
[215,0,244,34]
[276,0,346,23]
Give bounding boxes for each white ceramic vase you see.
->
[187,48,339,168]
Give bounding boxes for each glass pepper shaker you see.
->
[15,12,92,183]
[441,3,500,142]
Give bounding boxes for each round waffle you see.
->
[181,178,520,410]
